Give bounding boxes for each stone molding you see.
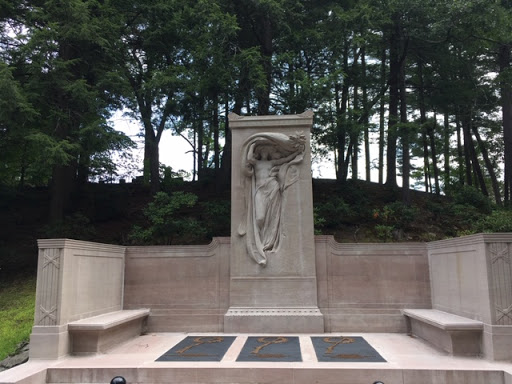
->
[126,237,229,258]
[37,238,125,253]
[225,307,323,316]
[229,111,313,130]
[427,233,512,249]
[317,236,427,255]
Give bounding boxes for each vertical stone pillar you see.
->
[224,111,324,332]
[30,239,125,359]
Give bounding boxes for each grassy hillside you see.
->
[0,274,35,361]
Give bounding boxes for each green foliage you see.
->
[313,207,326,235]
[375,224,394,242]
[449,185,493,214]
[0,276,36,360]
[315,197,351,228]
[475,209,512,233]
[372,202,418,231]
[200,200,231,237]
[160,165,189,191]
[42,213,97,240]
[129,191,204,245]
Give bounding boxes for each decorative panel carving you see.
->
[489,243,512,325]
[36,248,61,326]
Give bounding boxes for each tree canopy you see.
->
[1,0,512,223]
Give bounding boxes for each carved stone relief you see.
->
[489,243,512,325]
[238,132,306,266]
[37,248,61,326]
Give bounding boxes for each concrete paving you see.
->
[1,332,512,384]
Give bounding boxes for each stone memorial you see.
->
[2,112,512,384]
[224,111,324,332]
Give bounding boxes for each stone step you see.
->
[45,366,507,384]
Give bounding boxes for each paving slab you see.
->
[1,333,511,384]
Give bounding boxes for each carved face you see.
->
[255,145,274,160]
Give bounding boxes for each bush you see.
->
[200,200,230,237]
[375,224,394,242]
[129,191,205,245]
[450,185,492,214]
[160,165,189,191]
[42,213,96,240]
[475,210,512,233]
[372,202,418,231]
[315,197,351,228]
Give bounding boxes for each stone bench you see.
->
[68,309,150,354]
[402,309,483,356]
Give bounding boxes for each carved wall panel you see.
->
[36,248,61,326]
[489,243,512,325]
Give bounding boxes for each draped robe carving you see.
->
[238,132,306,266]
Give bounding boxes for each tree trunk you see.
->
[462,114,488,195]
[500,43,512,204]
[461,116,473,186]
[378,41,386,185]
[472,124,502,204]
[352,62,359,180]
[362,45,370,182]
[213,94,220,172]
[428,114,440,195]
[386,14,401,187]
[257,12,272,115]
[336,41,350,182]
[443,112,450,189]
[417,59,430,192]
[18,141,28,189]
[399,54,410,204]
[197,113,204,180]
[456,116,465,185]
[49,163,75,223]
[220,95,232,188]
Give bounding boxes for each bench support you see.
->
[403,309,483,356]
[68,309,150,355]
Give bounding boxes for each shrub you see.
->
[200,200,230,237]
[375,224,394,242]
[160,165,189,191]
[42,213,96,240]
[475,209,512,233]
[314,197,351,228]
[372,202,418,231]
[450,185,492,214]
[129,191,205,245]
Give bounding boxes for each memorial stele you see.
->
[224,110,324,332]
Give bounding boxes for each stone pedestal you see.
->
[224,112,324,332]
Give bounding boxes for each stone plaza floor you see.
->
[1,332,512,383]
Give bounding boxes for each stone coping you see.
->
[427,233,512,249]
[228,111,314,130]
[402,309,483,331]
[68,309,150,331]
[37,238,126,253]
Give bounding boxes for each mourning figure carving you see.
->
[238,132,306,266]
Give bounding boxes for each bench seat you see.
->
[402,309,483,356]
[68,309,150,354]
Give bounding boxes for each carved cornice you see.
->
[228,111,314,130]
[316,235,427,256]
[37,238,125,253]
[427,233,512,250]
[126,237,222,258]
